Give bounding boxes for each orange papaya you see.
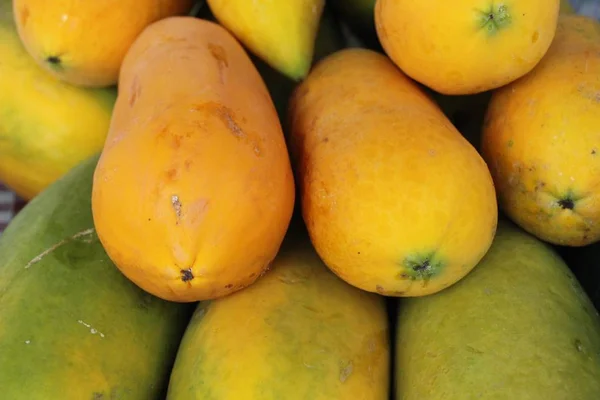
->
[91,17,296,302]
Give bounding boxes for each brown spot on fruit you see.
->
[19,6,29,27]
[129,76,142,107]
[225,284,233,289]
[208,43,228,83]
[531,30,539,43]
[181,268,194,282]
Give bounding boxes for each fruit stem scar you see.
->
[45,55,64,71]
[399,252,445,281]
[180,268,194,282]
[558,197,575,210]
[477,3,512,35]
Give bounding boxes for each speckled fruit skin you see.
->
[481,14,600,247]
[394,219,600,399]
[0,155,193,399]
[91,17,296,303]
[375,0,561,95]
[287,48,498,297]
[166,226,390,400]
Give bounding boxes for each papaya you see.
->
[166,223,390,399]
[92,17,296,303]
[375,0,560,95]
[12,0,195,87]
[206,0,325,81]
[0,0,116,201]
[0,154,194,399]
[287,48,498,297]
[394,219,600,399]
[481,14,600,247]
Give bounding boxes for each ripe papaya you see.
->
[0,155,194,399]
[394,219,600,399]
[92,17,296,303]
[287,48,498,297]
[13,0,194,87]
[166,224,390,399]
[0,0,116,200]
[481,14,600,246]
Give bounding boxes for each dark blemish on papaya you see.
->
[45,55,64,71]
[322,137,329,143]
[375,285,385,294]
[129,76,142,107]
[184,159,193,171]
[171,195,182,222]
[357,251,361,255]
[181,268,194,282]
[466,345,484,354]
[507,139,514,147]
[574,339,584,352]
[92,393,104,400]
[208,43,228,84]
[147,218,151,222]
[558,197,575,210]
[225,284,233,289]
[249,272,256,278]
[592,149,597,155]
[19,6,29,27]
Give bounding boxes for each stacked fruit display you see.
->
[0,0,599,399]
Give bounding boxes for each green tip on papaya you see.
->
[399,252,445,281]
[477,4,512,35]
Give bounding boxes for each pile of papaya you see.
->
[1,0,599,398]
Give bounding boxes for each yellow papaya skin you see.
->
[287,48,498,297]
[394,219,600,399]
[166,226,390,400]
[481,15,600,246]
[0,155,194,399]
[0,0,116,200]
[92,17,296,302]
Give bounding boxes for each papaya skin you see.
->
[0,155,194,400]
[287,48,498,297]
[12,0,194,87]
[375,0,561,95]
[481,15,600,247]
[206,0,325,81]
[0,0,116,200]
[92,17,296,303]
[394,219,600,399]
[166,225,390,400]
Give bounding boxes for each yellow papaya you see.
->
[481,14,600,246]
[166,224,390,399]
[13,0,194,87]
[288,48,498,297]
[92,17,296,302]
[0,0,116,200]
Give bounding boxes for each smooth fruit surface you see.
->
[0,155,193,399]
[167,225,390,400]
[481,14,600,246]
[395,219,600,399]
[375,0,561,94]
[207,0,325,81]
[92,17,295,302]
[13,0,194,87]
[288,48,498,297]
[0,0,116,200]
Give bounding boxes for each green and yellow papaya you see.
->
[0,155,194,399]
[166,224,390,399]
[394,219,600,399]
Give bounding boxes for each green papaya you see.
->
[0,155,194,399]
[395,219,600,399]
[166,224,390,399]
